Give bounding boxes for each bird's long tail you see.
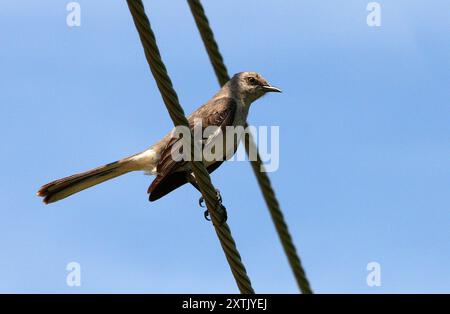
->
[37,151,154,204]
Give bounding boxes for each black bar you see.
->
[1,294,447,312]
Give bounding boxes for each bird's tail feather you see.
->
[37,157,137,204]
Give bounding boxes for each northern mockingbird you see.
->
[37,72,281,207]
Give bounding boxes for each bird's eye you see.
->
[248,77,256,84]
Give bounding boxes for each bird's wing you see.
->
[148,97,237,201]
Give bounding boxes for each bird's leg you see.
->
[199,188,227,223]
[187,173,227,223]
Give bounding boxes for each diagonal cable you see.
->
[126,0,254,294]
[187,0,313,294]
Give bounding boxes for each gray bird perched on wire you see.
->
[37,72,281,212]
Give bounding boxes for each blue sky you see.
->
[0,0,449,293]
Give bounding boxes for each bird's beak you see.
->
[262,84,282,93]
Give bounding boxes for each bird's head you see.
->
[229,72,282,104]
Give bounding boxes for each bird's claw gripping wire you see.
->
[199,189,227,223]
[203,204,228,224]
[199,188,222,208]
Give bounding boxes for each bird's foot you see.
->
[199,189,227,224]
[199,188,222,208]
[198,189,222,207]
[203,204,227,224]
[203,209,210,221]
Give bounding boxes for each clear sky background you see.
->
[1,0,449,293]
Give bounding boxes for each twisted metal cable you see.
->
[187,0,229,86]
[126,0,254,294]
[244,126,313,294]
[187,0,313,294]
